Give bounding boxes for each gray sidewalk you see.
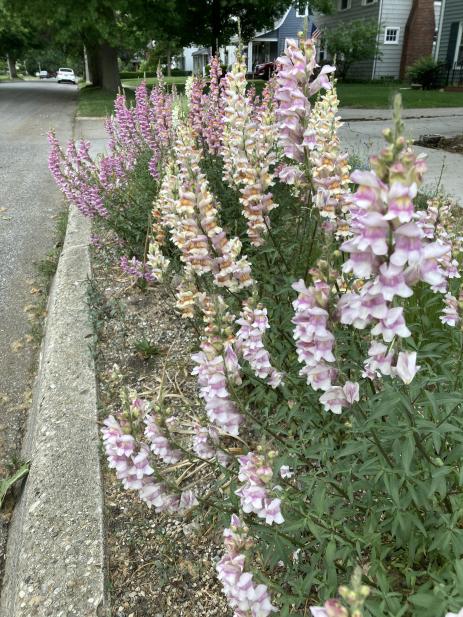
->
[339,108,463,202]
[339,106,463,121]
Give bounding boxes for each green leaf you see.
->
[0,462,29,508]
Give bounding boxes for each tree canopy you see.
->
[1,0,336,90]
[323,18,380,80]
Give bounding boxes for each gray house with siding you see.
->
[245,4,315,73]
[314,0,436,80]
[435,0,463,69]
[178,4,314,75]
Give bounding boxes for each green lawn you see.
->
[77,85,135,117]
[121,76,266,96]
[122,75,188,88]
[337,83,463,108]
[78,80,463,118]
[0,74,24,82]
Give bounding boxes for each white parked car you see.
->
[57,68,77,84]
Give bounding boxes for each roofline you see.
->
[252,5,292,39]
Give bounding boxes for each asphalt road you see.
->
[0,82,76,477]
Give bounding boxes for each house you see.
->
[434,0,463,72]
[177,3,315,75]
[314,0,436,80]
[244,4,315,73]
[176,45,237,75]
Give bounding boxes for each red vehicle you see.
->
[254,61,276,80]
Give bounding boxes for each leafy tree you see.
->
[323,18,380,81]
[22,46,84,76]
[0,0,32,77]
[170,0,334,53]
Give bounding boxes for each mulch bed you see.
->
[90,233,232,617]
[414,134,463,154]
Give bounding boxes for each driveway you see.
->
[339,107,463,201]
[0,81,76,559]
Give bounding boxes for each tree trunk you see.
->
[167,42,171,77]
[86,45,102,87]
[211,0,221,55]
[98,43,121,93]
[7,55,17,79]
[83,45,90,83]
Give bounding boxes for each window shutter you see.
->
[447,22,460,67]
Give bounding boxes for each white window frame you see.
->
[338,0,352,11]
[454,22,463,68]
[296,2,309,17]
[384,26,400,45]
[362,0,378,5]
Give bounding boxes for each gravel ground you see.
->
[90,233,232,617]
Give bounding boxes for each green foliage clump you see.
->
[406,55,444,90]
[324,19,380,81]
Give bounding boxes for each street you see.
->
[0,82,76,483]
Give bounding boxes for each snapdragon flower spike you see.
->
[440,292,462,327]
[292,278,360,413]
[338,96,453,385]
[166,124,253,290]
[236,300,283,387]
[204,55,224,155]
[221,55,279,246]
[48,132,108,218]
[192,423,230,466]
[188,75,207,142]
[306,85,351,232]
[235,452,284,525]
[275,36,335,188]
[144,414,182,465]
[217,515,278,617]
[192,344,243,436]
[147,239,170,282]
[292,279,336,388]
[191,294,244,436]
[102,414,181,512]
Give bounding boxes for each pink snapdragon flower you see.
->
[217,515,278,617]
[236,301,283,387]
[192,345,243,437]
[235,452,284,525]
[102,414,187,513]
[393,351,420,384]
[440,293,461,326]
[275,36,335,189]
[192,423,230,466]
[292,278,359,413]
[338,99,454,385]
[144,414,182,465]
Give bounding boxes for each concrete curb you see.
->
[0,205,108,617]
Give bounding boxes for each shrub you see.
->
[406,55,444,90]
